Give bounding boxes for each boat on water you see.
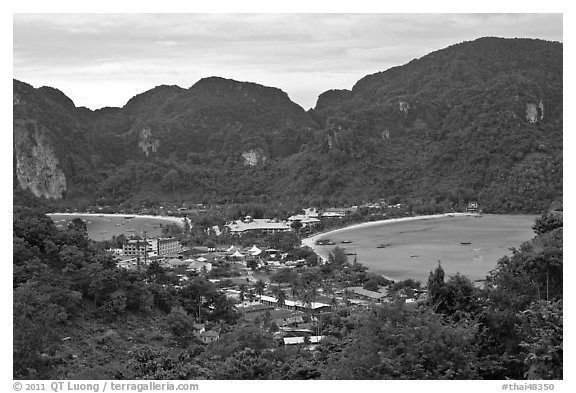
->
[341,240,353,244]
[377,243,391,248]
[124,216,134,219]
[460,241,472,245]
[346,252,357,256]
[315,239,336,246]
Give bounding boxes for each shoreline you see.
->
[301,212,480,272]
[47,212,185,225]
[301,212,480,260]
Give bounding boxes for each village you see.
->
[105,204,432,348]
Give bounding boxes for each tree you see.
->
[179,278,219,320]
[254,280,266,298]
[328,247,348,267]
[161,169,181,192]
[238,284,247,302]
[363,278,379,292]
[246,259,258,271]
[271,286,286,308]
[146,260,167,283]
[532,212,562,235]
[167,307,196,345]
[517,300,563,380]
[13,282,68,379]
[267,231,300,252]
[212,348,276,380]
[290,220,303,235]
[427,263,479,318]
[322,303,481,379]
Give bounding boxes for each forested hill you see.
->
[13,37,562,212]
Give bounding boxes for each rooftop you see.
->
[260,295,330,310]
[283,336,324,345]
[226,219,291,233]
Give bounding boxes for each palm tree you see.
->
[330,296,339,310]
[276,290,286,309]
[255,279,266,299]
[239,284,247,302]
[300,285,318,313]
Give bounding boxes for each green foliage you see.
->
[128,346,206,379]
[427,264,480,318]
[167,307,197,345]
[206,325,274,359]
[14,38,561,213]
[362,278,379,292]
[322,303,481,379]
[267,231,300,252]
[476,226,563,379]
[532,212,563,235]
[517,300,563,380]
[328,246,348,267]
[13,282,70,379]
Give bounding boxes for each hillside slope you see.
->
[13,37,562,212]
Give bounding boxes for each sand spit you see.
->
[47,212,185,225]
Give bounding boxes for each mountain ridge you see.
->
[13,37,563,212]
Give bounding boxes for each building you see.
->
[122,237,181,257]
[259,295,331,313]
[198,331,220,344]
[287,214,321,228]
[225,217,291,236]
[186,259,213,273]
[345,286,388,302]
[157,238,181,256]
[282,336,324,345]
[270,309,305,326]
[467,202,479,212]
[192,323,220,344]
[122,239,154,257]
[165,258,191,268]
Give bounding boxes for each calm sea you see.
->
[312,214,536,283]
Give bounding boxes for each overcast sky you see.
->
[13,13,563,110]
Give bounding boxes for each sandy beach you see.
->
[301,212,534,282]
[47,212,185,225]
[301,212,475,252]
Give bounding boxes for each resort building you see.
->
[282,335,324,346]
[287,214,321,227]
[259,295,331,313]
[225,216,291,236]
[122,239,154,257]
[157,238,181,256]
[467,202,480,212]
[345,286,388,303]
[122,237,181,257]
[186,259,213,273]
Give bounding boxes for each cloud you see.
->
[13,13,562,110]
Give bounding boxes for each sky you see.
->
[13,13,563,111]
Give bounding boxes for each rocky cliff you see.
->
[13,120,67,199]
[13,37,563,213]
